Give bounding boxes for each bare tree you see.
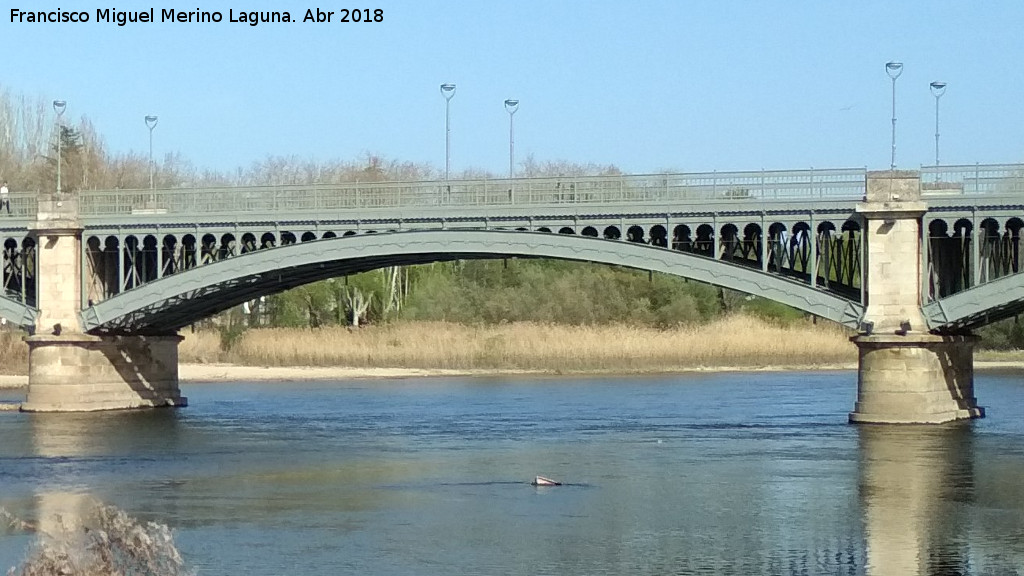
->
[344,286,372,327]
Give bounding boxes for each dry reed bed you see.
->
[0,330,28,374]
[182,316,857,371]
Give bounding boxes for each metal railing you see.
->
[69,167,869,217]
[6,164,1023,219]
[920,163,1024,196]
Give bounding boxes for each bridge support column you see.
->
[851,171,983,424]
[21,194,186,412]
[22,334,186,412]
[850,334,982,423]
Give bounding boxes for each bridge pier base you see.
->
[849,334,983,424]
[21,334,187,412]
[851,171,984,424]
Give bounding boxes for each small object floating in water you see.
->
[532,475,562,486]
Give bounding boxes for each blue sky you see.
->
[4,1,1023,176]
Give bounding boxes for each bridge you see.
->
[4,164,1024,423]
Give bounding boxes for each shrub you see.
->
[3,502,191,576]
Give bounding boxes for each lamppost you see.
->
[885,61,903,170]
[52,100,66,197]
[930,81,946,166]
[145,115,158,189]
[504,99,519,179]
[440,83,456,182]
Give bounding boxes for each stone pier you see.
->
[849,171,983,424]
[20,194,186,412]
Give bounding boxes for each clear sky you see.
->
[4,1,1023,177]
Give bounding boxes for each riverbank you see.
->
[1,317,1023,390]
[181,362,864,382]
[0,362,857,390]
[3,360,1024,391]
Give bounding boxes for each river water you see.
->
[2,371,1024,575]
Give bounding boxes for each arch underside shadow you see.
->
[924,271,1024,331]
[81,230,865,334]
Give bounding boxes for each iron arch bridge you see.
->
[78,229,866,334]
[2,163,1024,334]
[57,166,876,334]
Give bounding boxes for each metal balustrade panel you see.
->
[60,167,869,218]
[921,163,1024,196]
[3,164,1020,221]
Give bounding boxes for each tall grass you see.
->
[178,329,223,364]
[181,315,857,371]
[0,318,856,375]
[0,330,28,374]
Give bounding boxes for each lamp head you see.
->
[52,100,66,116]
[145,115,159,129]
[504,99,519,114]
[440,83,456,100]
[930,81,947,97]
[885,61,903,80]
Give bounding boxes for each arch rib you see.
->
[0,294,37,331]
[81,230,863,334]
[924,272,1024,331]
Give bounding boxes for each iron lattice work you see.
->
[81,229,865,335]
[2,235,35,306]
[0,232,38,328]
[79,219,864,334]
[924,212,1024,331]
[921,165,1024,330]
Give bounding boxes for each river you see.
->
[2,371,1024,575]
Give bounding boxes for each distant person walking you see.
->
[0,181,9,215]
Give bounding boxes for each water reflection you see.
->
[26,411,186,533]
[4,374,1024,575]
[30,409,183,458]
[859,424,973,576]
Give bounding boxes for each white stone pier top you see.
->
[30,193,82,231]
[29,192,84,336]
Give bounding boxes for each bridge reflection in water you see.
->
[859,425,975,576]
[26,411,187,538]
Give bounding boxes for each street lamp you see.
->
[885,61,903,170]
[504,99,519,179]
[145,115,159,189]
[52,100,66,197]
[930,82,946,166]
[440,83,456,181]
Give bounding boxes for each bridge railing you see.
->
[72,168,869,216]
[21,164,1022,218]
[921,163,1024,196]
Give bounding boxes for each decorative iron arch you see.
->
[924,272,1024,332]
[81,229,864,335]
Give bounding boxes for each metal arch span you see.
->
[924,272,1024,332]
[0,294,37,331]
[80,229,865,334]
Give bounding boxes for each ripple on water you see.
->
[2,373,1024,574]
